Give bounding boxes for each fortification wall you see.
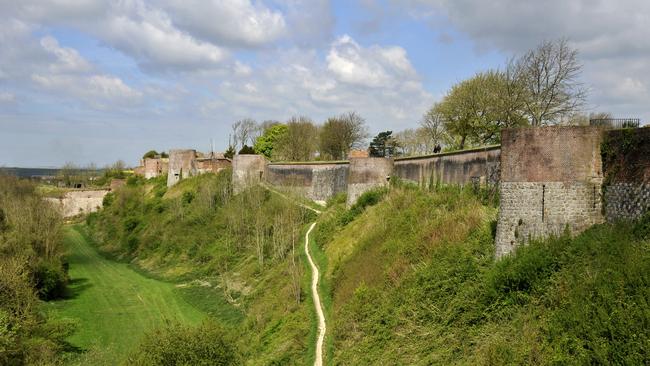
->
[393,146,500,187]
[232,154,268,194]
[347,157,393,207]
[495,126,605,258]
[266,162,348,203]
[167,149,197,187]
[47,190,108,218]
[602,127,650,221]
[143,158,168,179]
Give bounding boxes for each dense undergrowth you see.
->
[316,184,650,365]
[0,176,74,365]
[84,171,650,365]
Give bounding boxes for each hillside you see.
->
[81,172,650,365]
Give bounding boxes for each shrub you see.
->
[633,211,650,240]
[32,260,68,300]
[102,192,115,207]
[123,216,140,233]
[182,191,195,205]
[340,188,388,225]
[127,321,241,365]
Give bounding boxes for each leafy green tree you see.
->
[369,131,398,157]
[142,150,159,159]
[224,145,235,159]
[274,116,318,161]
[319,112,369,160]
[253,124,288,158]
[238,145,255,155]
[435,70,527,149]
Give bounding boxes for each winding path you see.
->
[305,221,326,366]
[264,186,326,366]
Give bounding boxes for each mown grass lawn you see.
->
[45,226,206,364]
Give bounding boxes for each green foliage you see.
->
[224,146,235,159]
[32,260,68,300]
[253,124,288,158]
[102,192,115,207]
[237,145,255,155]
[633,211,650,240]
[368,131,397,157]
[128,321,241,365]
[142,150,159,159]
[340,188,388,225]
[326,186,650,364]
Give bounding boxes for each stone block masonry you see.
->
[266,162,348,204]
[347,157,394,207]
[495,126,605,258]
[167,149,198,187]
[232,154,268,194]
[601,127,650,222]
[47,190,109,218]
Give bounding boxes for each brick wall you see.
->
[495,126,605,258]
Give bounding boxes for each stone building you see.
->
[167,150,232,187]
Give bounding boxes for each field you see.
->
[45,226,206,364]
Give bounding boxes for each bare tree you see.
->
[514,38,587,126]
[231,118,258,150]
[420,105,450,148]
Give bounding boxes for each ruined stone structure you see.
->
[266,162,348,204]
[495,126,605,258]
[232,154,268,194]
[346,157,394,207]
[393,145,500,188]
[133,156,169,179]
[167,150,232,187]
[167,149,198,187]
[47,190,109,218]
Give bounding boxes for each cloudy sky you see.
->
[1,0,648,167]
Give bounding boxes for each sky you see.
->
[1,0,648,167]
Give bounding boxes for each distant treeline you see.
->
[0,167,63,178]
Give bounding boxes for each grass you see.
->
[45,226,206,365]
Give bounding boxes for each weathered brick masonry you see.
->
[495,126,605,258]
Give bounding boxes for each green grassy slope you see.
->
[315,186,650,365]
[45,226,206,364]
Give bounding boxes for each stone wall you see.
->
[143,157,169,179]
[347,157,393,207]
[495,126,605,258]
[167,149,198,187]
[266,162,348,204]
[47,190,109,218]
[196,157,231,175]
[232,154,268,194]
[393,146,500,187]
[602,127,650,221]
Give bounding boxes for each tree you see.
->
[514,38,587,126]
[420,106,450,149]
[319,111,369,160]
[369,131,398,157]
[224,145,235,159]
[274,117,318,161]
[231,118,258,150]
[394,128,436,156]
[142,150,159,159]
[434,70,527,149]
[253,124,288,159]
[238,145,255,154]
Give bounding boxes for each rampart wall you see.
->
[167,149,198,187]
[266,162,348,204]
[495,126,605,258]
[393,146,500,187]
[47,190,109,218]
[347,157,393,207]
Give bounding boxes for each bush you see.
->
[340,188,388,225]
[102,192,115,207]
[128,321,241,365]
[32,260,68,300]
[123,216,140,233]
[182,191,195,205]
[633,211,650,240]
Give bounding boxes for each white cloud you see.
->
[327,35,417,88]
[395,0,650,121]
[40,36,92,73]
[0,92,16,103]
[161,0,286,47]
